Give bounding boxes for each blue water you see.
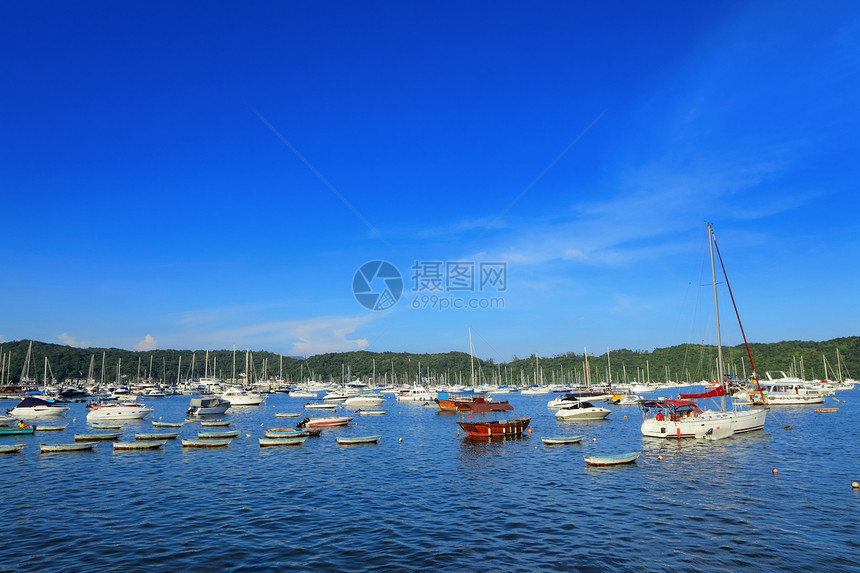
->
[2,392,859,572]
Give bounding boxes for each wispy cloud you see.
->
[58,333,90,347]
[135,334,158,351]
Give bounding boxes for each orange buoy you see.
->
[528,428,532,434]
[772,468,779,475]
[852,481,859,489]
[658,456,663,461]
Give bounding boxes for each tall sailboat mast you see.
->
[708,223,726,411]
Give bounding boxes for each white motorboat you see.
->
[547,392,610,409]
[0,413,20,427]
[219,386,265,406]
[186,397,231,416]
[395,386,434,401]
[86,402,154,421]
[7,397,69,418]
[343,394,385,408]
[759,372,827,405]
[288,390,317,398]
[554,401,612,420]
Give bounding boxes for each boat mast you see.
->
[468,327,475,386]
[708,223,726,411]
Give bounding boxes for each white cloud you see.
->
[58,333,90,347]
[135,334,158,351]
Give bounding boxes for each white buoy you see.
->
[852,481,859,489]
[399,438,403,443]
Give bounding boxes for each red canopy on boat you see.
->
[640,399,699,409]
[679,387,726,399]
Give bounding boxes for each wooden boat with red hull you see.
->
[458,417,530,438]
[435,392,514,413]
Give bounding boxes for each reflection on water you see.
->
[1,392,858,571]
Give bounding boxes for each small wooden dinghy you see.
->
[0,444,25,454]
[181,439,231,448]
[541,435,585,445]
[41,441,98,453]
[91,422,123,430]
[197,430,240,439]
[264,429,306,438]
[114,440,167,451]
[356,409,387,416]
[74,432,122,441]
[337,435,382,445]
[135,432,180,440]
[34,424,69,432]
[813,408,839,413]
[275,413,300,418]
[152,420,184,428]
[200,420,231,427]
[584,451,641,467]
[259,436,308,447]
[304,403,337,410]
[0,426,35,436]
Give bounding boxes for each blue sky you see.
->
[2,1,859,360]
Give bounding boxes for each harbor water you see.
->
[2,391,859,572]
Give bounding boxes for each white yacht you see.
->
[554,401,612,420]
[219,386,265,406]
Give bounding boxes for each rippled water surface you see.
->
[2,392,859,572]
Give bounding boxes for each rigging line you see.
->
[712,236,765,400]
[252,108,392,248]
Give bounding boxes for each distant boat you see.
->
[200,420,231,427]
[152,421,184,428]
[186,397,230,416]
[197,430,240,439]
[8,397,69,418]
[181,439,231,448]
[135,432,180,441]
[337,435,382,445]
[33,424,68,432]
[554,401,612,420]
[356,409,387,416]
[296,416,353,428]
[259,436,308,447]
[40,442,98,453]
[91,422,123,429]
[584,451,641,467]
[288,390,317,398]
[458,417,530,438]
[435,391,513,413]
[0,414,21,427]
[264,429,306,438]
[0,444,25,454]
[114,440,167,451]
[0,425,36,436]
[74,432,122,441]
[219,386,265,406]
[541,435,585,445]
[275,413,301,418]
[343,394,386,408]
[86,403,153,421]
[304,402,337,410]
[813,408,839,413]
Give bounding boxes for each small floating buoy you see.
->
[245,433,250,438]
[623,415,627,419]
[658,456,663,461]
[592,438,597,442]
[772,468,779,475]
[852,481,859,489]
[467,414,472,419]
[399,438,403,443]
[528,428,532,434]
[534,446,538,449]
[73,418,76,422]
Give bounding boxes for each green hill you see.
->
[1,337,857,386]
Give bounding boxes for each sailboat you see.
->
[639,224,767,438]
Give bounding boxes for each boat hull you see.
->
[541,435,585,445]
[584,451,641,466]
[337,435,382,445]
[181,439,231,447]
[259,437,307,447]
[114,441,167,450]
[641,408,766,438]
[40,442,98,453]
[457,417,530,438]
